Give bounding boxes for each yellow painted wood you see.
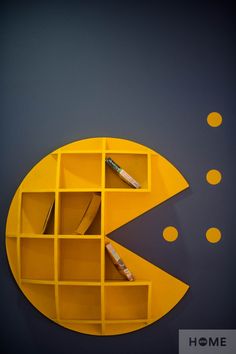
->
[60,153,102,189]
[105,153,148,189]
[5,137,190,336]
[20,238,54,280]
[6,238,18,280]
[105,237,189,323]
[58,238,101,281]
[21,154,57,190]
[104,153,189,234]
[21,192,55,234]
[74,194,101,235]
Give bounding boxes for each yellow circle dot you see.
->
[163,226,178,242]
[206,169,222,185]
[207,112,222,127]
[206,227,222,243]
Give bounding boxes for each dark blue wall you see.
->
[1,1,235,354]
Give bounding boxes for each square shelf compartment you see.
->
[60,153,102,189]
[21,192,55,234]
[59,239,101,281]
[59,192,101,235]
[105,153,148,189]
[21,154,58,190]
[105,285,149,320]
[21,283,56,319]
[59,285,101,320]
[20,238,54,280]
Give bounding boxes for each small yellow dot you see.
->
[207,112,222,127]
[206,169,222,185]
[206,227,222,243]
[163,226,178,242]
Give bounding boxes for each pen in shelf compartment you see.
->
[105,157,141,189]
[105,242,135,281]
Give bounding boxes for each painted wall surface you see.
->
[0,1,235,354]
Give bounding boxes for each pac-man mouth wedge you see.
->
[6,137,190,336]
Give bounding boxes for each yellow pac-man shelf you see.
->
[6,137,190,336]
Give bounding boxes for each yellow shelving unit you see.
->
[6,137,190,336]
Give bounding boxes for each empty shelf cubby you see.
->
[21,154,58,190]
[60,153,102,189]
[21,283,56,319]
[21,192,55,235]
[105,153,148,189]
[20,238,54,280]
[58,285,101,320]
[58,192,101,235]
[59,239,101,281]
[105,285,149,320]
